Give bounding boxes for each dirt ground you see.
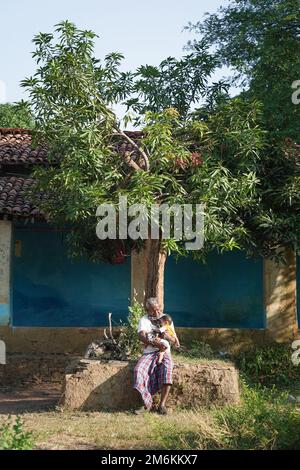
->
[0,356,237,450]
[0,384,61,415]
[0,383,192,450]
[1,382,300,450]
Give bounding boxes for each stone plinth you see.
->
[60,359,240,411]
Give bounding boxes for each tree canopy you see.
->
[21,18,299,273]
[185,0,300,257]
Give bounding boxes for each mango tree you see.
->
[23,21,278,307]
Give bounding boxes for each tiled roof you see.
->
[0,128,142,165]
[0,177,42,217]
[0,128,143,218]
[0,128,48,165]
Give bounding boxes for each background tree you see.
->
[186,0,300,258]
[0,102,34,128]
[186,0,300,139]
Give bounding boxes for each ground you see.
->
[0,384,60,415]
[1,346,300,450]
[0,384,215,450]
[1,409,201,450]
[1,379,300,450]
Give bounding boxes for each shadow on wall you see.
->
[266,250,299,342]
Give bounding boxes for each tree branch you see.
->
[114,127,150,171]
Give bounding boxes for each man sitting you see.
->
[133,297,179,415]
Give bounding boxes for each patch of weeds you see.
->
[235,344,300,387]
[0,416,34,450]
[215,383,300,450]
[145,383,300,450]
[145,412,225,450]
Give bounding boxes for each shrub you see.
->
[118,301,145,359]
[0,416,34,450]
[235,344,300,387]
[215,384,300,450]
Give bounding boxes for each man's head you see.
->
[145,297,161,319]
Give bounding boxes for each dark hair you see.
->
[159,314,172,324]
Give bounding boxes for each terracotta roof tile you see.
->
[0,128,143,165]
[0,128,48,165]
[0,128,143,217]
[0,177,42,217]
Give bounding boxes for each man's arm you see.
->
[138,331,167,351]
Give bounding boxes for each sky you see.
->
[0,0,228,104]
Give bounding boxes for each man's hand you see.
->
[151,338,167,351]
[138,331,166,351]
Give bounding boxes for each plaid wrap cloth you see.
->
[133,351,173,409]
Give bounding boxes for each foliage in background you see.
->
[186,0,300,257]
[236,343,300,387]
[0,416,34,450]
[0,102,34,128]
[186,0,300,139]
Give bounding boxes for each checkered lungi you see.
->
[133,351,173,409]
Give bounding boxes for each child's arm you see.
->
[174,335,180,348]
[167,325,180,348]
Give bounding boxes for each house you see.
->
[0,128,299,356]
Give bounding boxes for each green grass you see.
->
[141,383,300,450]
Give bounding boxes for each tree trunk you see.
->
[144,238,167,310]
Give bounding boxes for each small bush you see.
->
[118,301,145,359]
[236,344,300,387]
[0,416,34,450]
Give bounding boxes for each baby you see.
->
[149,314,180,364]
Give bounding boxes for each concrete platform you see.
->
[60,359,240,411]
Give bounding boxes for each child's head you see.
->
[159,314,172,326]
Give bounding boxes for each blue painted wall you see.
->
[12,224,131,327]
[12,223,265,328]
[0,304,10,326]
[164,252,265,328]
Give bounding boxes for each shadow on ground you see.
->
[0,384,61,414]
